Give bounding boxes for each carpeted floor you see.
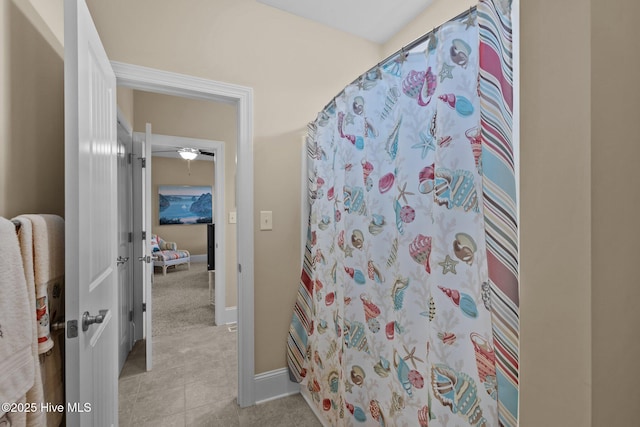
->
[152,262,214,337]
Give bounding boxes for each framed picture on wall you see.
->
[158,185,212,225]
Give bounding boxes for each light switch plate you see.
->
[229,211,237,224]
[260,211,273,230]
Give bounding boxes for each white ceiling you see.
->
[256,0,434,44]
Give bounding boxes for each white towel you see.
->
[0,217,35,417]
[19,215,64,427]
[13,216,46,427]
[19,215,64,354]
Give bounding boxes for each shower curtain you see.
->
[288,1,518,426]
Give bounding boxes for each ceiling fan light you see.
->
[178,148,198,160]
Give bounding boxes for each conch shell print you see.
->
[430,364,487,427]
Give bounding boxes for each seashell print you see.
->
[450,38,472,68]
[418,164,435,194]
[453,232,477,265]
[338,230,345,249]
[322,398,331,411]
[386,118,402,160]
[391,277,409,311]
[379,172,395,194]
[351,229,365,249]
[421,66,437,106]
[394,200,405,235]
[409,234,432,274]
[344,319,369,353]
[354,269,366,285]
[328,370,340,393]
[369,214,386,235]
[470,333,497,389]
[327,186,335,201]
[344,186,367,215]
[325,292,335,306]
[318,215,331,231]
[353,406,367,422]
[438,286,478,318]
[350,365,366,386]
[393,350,413,397]
[438,93,475,117]
[369,399,382,421]
[409,370,425,389]
[418,404,431,427]
[314,350,323,369]
[317,319,328,334]
[402,70,426,99]
[430,364,487,426]
[385,321,395,340]
[481,281,491,310]
[459,293,478,318]
[465,126,483,172]
[389,392,405,417]
[374,357,391,377]
[346,402,355,414]
[430,296,436,319]
[361,294,381,320]
[367,260,384,283]
[438,331,457,345]
[387,238,399,268]
[400,205,416,223]
[352,96,364,115]
[367,318,380,333]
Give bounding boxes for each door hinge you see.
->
[142,231,147,240]
[141,157,146,168]
[238,264,242,273]
[67,320,78,338]
[128,153,133,164]
[128,232,133,243]
[129,310,133,322]
[142,303,147,312]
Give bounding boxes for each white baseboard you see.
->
[216,306,237,325]
[254,368,301,404]
[191,254,207,263]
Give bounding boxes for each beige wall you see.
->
[591,1,640,425]
[0,0,64,218]
[134,91,238,307]
[117,86,134,128]
[382,0,476,56]
[521,1,593,425]
[151,156,213,254]
[86,0,383,373]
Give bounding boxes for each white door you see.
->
[143,123,154,371]
[117,124,133,373]
[64,0,118,425]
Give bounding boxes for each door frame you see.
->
[113,61,255,407]
[149,133,228,326]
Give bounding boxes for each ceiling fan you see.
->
[152,147,215,160]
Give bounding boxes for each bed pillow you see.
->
[150,235,160,252]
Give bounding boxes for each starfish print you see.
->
[464,11,476,29]
[439,62,454,83]
[411,131,436,159]
[397,182,414,205]
[403,345,424,369]
[344,245,354,258]
[345,112,355,126]
[438,255,458,275]
[345,380,353,393]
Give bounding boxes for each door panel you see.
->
[117,125,133,373]
[64,0,118,425]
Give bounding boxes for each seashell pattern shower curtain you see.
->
[287,1,518,426]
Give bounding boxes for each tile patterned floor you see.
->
[118,324,322,427]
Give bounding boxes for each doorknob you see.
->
[82,309,107,331]
[116,256,129,265]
